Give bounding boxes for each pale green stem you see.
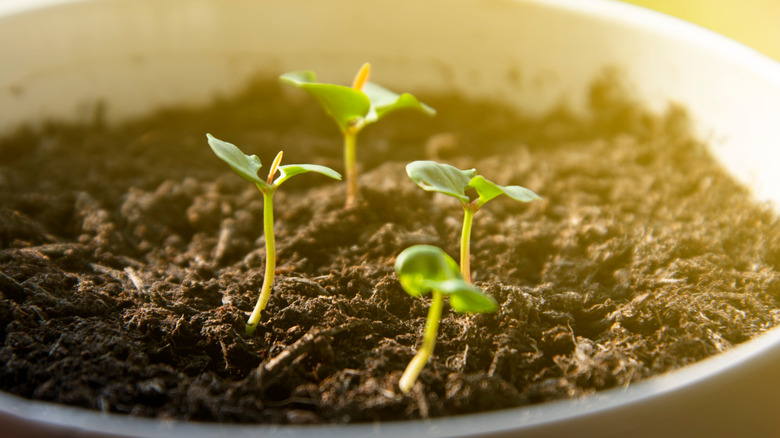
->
[246,189,276,336]
[460,206,475,283]
[399,289,443,394]
[343,130,358,208]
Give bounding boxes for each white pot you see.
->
[2,0,780,436]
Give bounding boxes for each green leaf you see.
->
[280,70,318,84]
[395,245,497,314]
[274,164,342,187]
[422,279,497,313]
[206,134,268,188]
[394,245,461,297]
[362,82,436,123]
[280,71,371,132]
[406,161,476,204]
[469,175,541,206]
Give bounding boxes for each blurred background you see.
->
[1,0,777,62]
[620,0,780,61]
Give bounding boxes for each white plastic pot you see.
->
[2,0,780,437]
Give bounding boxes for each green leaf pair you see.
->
[406,160,541,283]
[279,68,436,133]
[395,245,497,313]
[280,64,435,207]
[206,134,341,191]
[406,160,540,208]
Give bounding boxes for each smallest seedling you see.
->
[207,134,341,336]
[394,245,497,394]
[406,160,540,282]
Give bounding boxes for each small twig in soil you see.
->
[446,344,469,373]
[123,267,146,293]
[219,339,231,369]
[488,346,511,378]
[250,321,357,391]
[30,243,85,257]
[48,334,65,356]
[411,383,430,419]
[229,328,263,360]
[0,270,26,302]
[90,263,126,282]
[27,304,45,322]
[656,277,684,284]
[281,276,331,296]
[213,218,236,264]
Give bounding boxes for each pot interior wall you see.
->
[2,0,780,203]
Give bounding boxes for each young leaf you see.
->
[281,65,435,208]
[280,71,371,132]
[395,245,460,296]
[469,175,541,206]
[362,82,436,123]
[395,245,496,313]
[405,161,477,204]
[206,134,267,188]
[274,164,342,187]
[422,278,497,313]
[406,160,541,282]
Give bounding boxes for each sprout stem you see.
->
[246,189,277,336]
[460,206,475,283]
[343,130,358,208]
[399,289,443,394]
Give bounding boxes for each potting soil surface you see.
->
[1,74,779,423]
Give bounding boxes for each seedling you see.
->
[406,160,540,282]
[394,245,497,393]
[206,134,341,336]
[280,63,436,207]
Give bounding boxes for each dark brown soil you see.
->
[1,73,779,424]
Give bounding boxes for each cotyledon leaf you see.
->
[274,164,342,187]
[206,134,267,188]
[469,175,541,207]
[280,71,371,132]
[362,82,436,123]
[406,161,476,204]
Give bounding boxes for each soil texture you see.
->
[1,74,779,424]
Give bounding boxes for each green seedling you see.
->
[280,63,436,207]
[206,134,341,336]
[394,245,497,393]
[406,160,540,282]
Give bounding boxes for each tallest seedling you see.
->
[281,63,436,207]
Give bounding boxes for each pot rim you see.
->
[2,325,780,437]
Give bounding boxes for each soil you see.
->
[1,73,780,425]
